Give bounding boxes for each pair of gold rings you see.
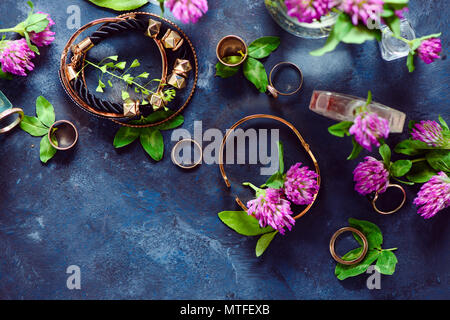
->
[215,35,303,98]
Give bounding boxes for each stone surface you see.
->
[0,0,448,299]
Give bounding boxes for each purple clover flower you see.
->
[166,0,208,24]
[0,39,35,76]
[337,0,384,26]
[285,0,335,23]
[353,156,389,195]
[411,120,447,147]
[349,111,390,151]
[29,11,55,47]
[417,38,442,64]
[413,172,450,219]
[247,188,295,235]
[394,7,409,19]
[284,162,319,205]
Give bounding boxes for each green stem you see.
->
[383,247,398,252]
[0,22,25,35]
[0,27,17,33]
[411,158,426,163]
[242,182,260,192]
[391,34,411,46]
[85,60,156,95]
[392,176,414,185]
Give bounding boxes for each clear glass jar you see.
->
[265,0,337,39]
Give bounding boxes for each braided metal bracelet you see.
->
[59,12,198,128]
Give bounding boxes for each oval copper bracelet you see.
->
[59,12,198,128]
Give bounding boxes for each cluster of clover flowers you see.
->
[218,141,320,257]
[280,0,442,71]
[328,91,450,220]
[0,1,55,78]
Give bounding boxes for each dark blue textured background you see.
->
[0,0,448,299]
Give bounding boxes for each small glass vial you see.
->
[379,19,416,61]
[309,91,406,133]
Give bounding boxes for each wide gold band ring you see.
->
[0,108,24,134]
[329,227,368,265]
[372,184,406,215]
[171,138,202,169]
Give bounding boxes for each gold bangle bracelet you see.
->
[218,114,320,220]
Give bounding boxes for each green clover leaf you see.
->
[390,159,412,177]
[140,128,164,161]
[375,250,398,275]
[247,36,280,59]
[113,126,140,148]
[88,0,149,11]
[215,61,240,78]
[39,135,57,163]
[35,96,55,128]
[335,249,381,280]
[328,121,353,137]
[256,231,278,257]
[243,57,268,93]
[218,211,274,236]
[20,115,48,136]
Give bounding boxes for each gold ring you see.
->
[0,108,24,134]
[216,35,248,67]
[329,227,368,265]
[372,183,406,215]
[48,120,79,151]
[268,61,304,97]
[171,138,202,169]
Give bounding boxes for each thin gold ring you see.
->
[372,183,406,215]
[0,108,24,134]
[171,138,202,169]
[329,227,368,265]
[268,62,304,97]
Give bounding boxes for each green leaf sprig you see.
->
[81,55,175,109]
[19,96,58,163]
[0,1,50,55]
[335,218,398,280]
[394,116,450,183]
[218,141,285,257]
[215,36,280,93]
[327,91,378,160]
[113,110,184,161]
[377,144,414,186]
